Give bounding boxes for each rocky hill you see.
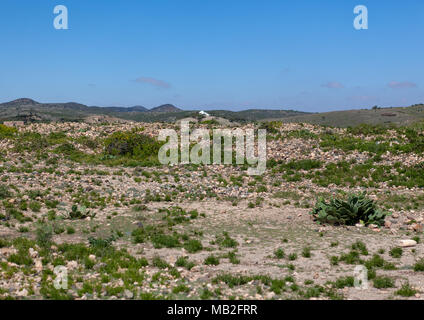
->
[1,98,424,127]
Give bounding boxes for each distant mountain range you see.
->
[1,98,423,127]
[0,98,181,113]
[0,98,185,122]
[0,98,307,123]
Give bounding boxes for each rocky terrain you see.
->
[0,119,424,300]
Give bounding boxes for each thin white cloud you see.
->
[388,81,417,89]
[321,82,344,89]
[347,95,378,103]
[134,77,171,89]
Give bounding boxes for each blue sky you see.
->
[0,0,423,112]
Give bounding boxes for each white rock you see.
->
[29,248,38,259]
[123,289,134,299]
[399,240,417,247]
[17,289,28,297]
[35,259,43,272]
[67,260,78,270]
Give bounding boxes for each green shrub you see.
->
[330,256,339,265]
[412,236,421,244]
[335,276,354,289]
[183,239,203,253]
[347,124,388,136]
[204,255,220,266]
[414,258,424,271]
[18,226,29,233]
[339,250,361,264]
[310,193,388,226]
[0,124,17,138]
[351,241,368,255]
[274,248,285,259]
[104,129,162,159]
[67,205,96,220]
[14,132,48,152]
[288,253,298,261]
[172,284,190,294]
[373,276,395,289]
[227,251,240,264]
[88,236,115,250]
[175,256,195,270]
[395,282,417,297]
[29,201,42,212]
[151,234,180,249]
[66,226,75,234]
[389,247,403,259]
[131,228,147,244]
[8,252,33,266]
[54,143,77,155]
[0,238,9,248]
[0,184,11,199]
[36,224,53,248]
[302,247,312,258]
[215,232,238,248]
[152,256,169,269]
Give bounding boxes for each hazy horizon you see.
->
[2,96,423,113]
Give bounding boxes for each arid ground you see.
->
[0,120,423,300]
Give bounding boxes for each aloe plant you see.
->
[66,205,96,220]
[310,193,388,226]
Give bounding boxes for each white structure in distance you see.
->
[199,110,210,117]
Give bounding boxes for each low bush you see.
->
[0,124,17,139]
[104,129,162,159]
[395,282,417,297]
[414,258,424,272]
[0,184,11,199]
[373,276,395,289]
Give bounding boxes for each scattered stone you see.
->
[34,259,43,272]
[29,248,38,259]
[123,289,134,299]
[67,261,78,270]
[411,223,423,233]
[16,289,28,297]
[399,240,417,247]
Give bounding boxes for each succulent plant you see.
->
[310,193,388,226]
[66,205,96,220]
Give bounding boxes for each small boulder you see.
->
[67,260,78,270]
[123,289,134,299]
[399,240,417,247]
[29,248,38,259]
